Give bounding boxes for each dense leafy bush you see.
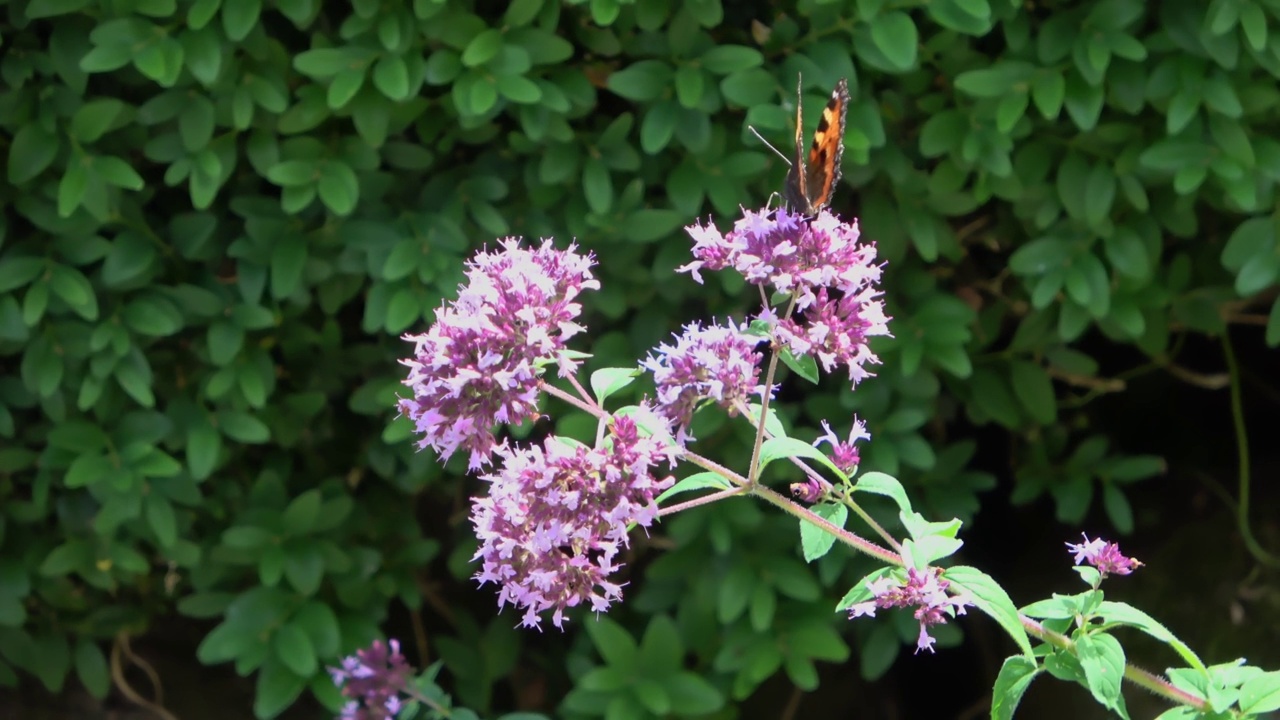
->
[1,0,1276,716]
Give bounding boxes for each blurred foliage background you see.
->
[1,0,1278,717]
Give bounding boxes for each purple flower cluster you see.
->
[1066,534,1142,578]
[398,238,598,469]
[680,208,890,384]
[814,417,870,475]
[848,567,972,654]
[640,321,768,441]
[470,412,676,630]
[329,639,411,720]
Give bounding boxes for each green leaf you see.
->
[606,60,671,102]
[281,490,321,536]
[253,659,307,720]
[317,161,359,215]
[589,367,638,405]
[282,544,323,595]
[1009,361,1056,424]
[462,28,502,67]
[218,410,270,443]
[272,622,317,677]
[759,436,847,480]
[664,672,724,714]
[655,472,733,504]
[495,74,541,103]
[40,541,90,576]
[585,616,638,670]
[1031,72,1064,118]
[869,12,918,70]
[7,124,60,184]
[1239,671,1280,714]
[372,56,410,100]
[57,162,88,217]
[779,347,819,384]
[71,99,128,143]
[582,157,612,214]
[270,234,307,299]
[852,471,913,514]
[49,265,97,320]
[144,494,178,547]
[1076,633,1126,715]
[944,565,1034,658]
[26,0,91,18]
[674,65,704,108]
[72,639,109,698]
[94,155,145,190]
[699,45,762,74]
[800,503,847,562]
[292,601,341,658]
[221,0,261,41]
[991,656,1040,720]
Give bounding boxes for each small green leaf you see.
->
[606,60,671,102]
[991,656,1040,720]
[582,157,612,214]
[800,503,847,562]
[655,472,733,504]
[946,565,1035,658]
[852,471,913,514]
[699,45,762,74]
[372,55,410,100]
[869,11,918,70]
[317,161,358,215]
[589,367,638,405]
[144,495,178,547]
[253,659,307,720]
[94,155,145,190]
[462,28,502,67]
[282,544,323,595]
[272,622,317,677]
[73,639,110,698]
[282,490,321,536]
[221,0,261,41]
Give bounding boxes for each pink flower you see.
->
[398,239,598,469]
[814,417,870,475]
[1065,534,1142,578]
[847,568,971,654]
[329,639,411,720]
[470,413,676,629]
[640,320,768,441]
[680,208,890,386]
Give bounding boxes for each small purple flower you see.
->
[814,417,870,475]
[1065,534,1142,578]
[847,568,971,654]
[398,238,599,469]
[640,320,768,441]
[329,639,411,720]
[679,208,890,387]
[470,412,676,630]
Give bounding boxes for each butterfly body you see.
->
[782,77,849,215]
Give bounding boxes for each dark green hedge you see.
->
[1,0,1276,716]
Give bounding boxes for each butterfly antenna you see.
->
[747,126,792,166]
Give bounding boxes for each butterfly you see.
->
[783,75,849,215]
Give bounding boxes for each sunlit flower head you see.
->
[329,639,411,720]
[847,567,971,654]
[640,320,768,442]
[398,238,598,469]
[470,412,676,630]
[1066,534,1142,578]
[679,207,891,386]
[814,416,870,476]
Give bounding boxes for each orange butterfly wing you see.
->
[783,77,849,215]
